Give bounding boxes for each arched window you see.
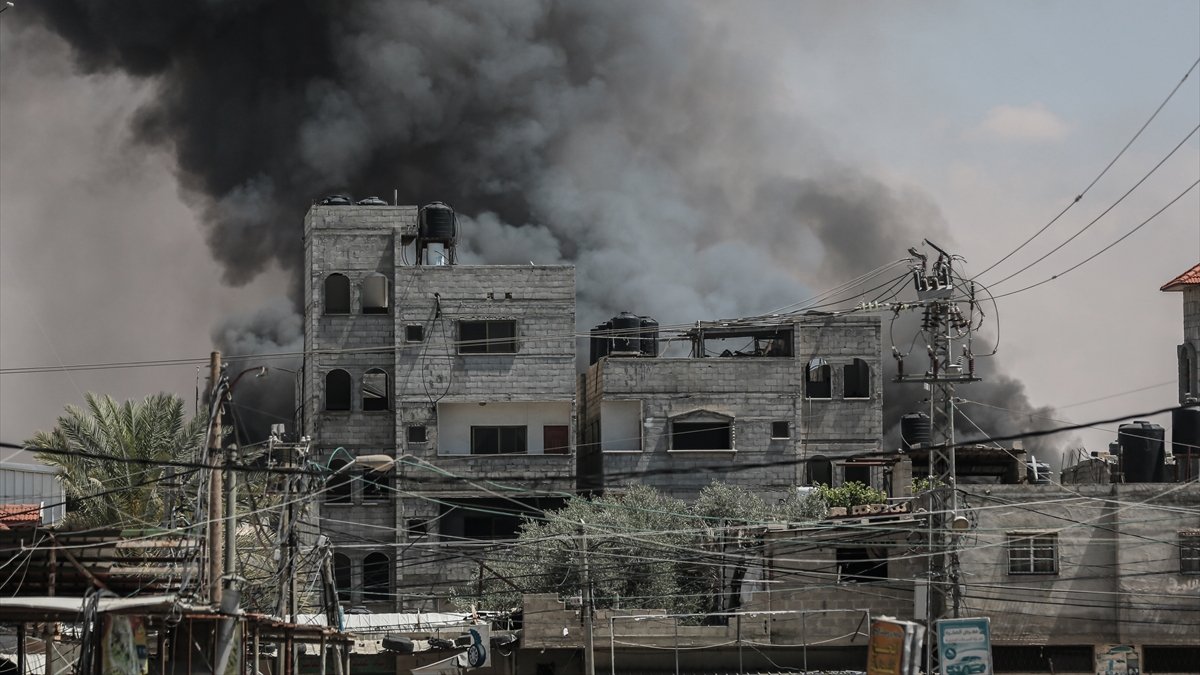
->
[805,357,831,399]
[325,370,352,411]
[333,553,352,603]
[362,553,390,601]
[361,274,390,314]
[362,369,389,411]
[324,274,351,314]
[843,358,871,399]
[327,459,352,504]
[807,456,832,486]
[362,466,390,502]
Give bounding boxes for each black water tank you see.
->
[639,316,659,357]
[1119,420,1166,482]
[590,323,611,365]
[901,413,931,449]
[610,312,641,353]
[419,202,458,241]
[1173,407,1200,480]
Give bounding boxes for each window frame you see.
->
[361,368,390,412]
[1180,532,1200,575]
[470,425,528,455]
[458,319,518,354]
[405,324,426,343]
[669,417,734,452]
[1007,532,1058,575]
[771,421,791,439]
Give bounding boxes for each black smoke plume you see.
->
[25,1,1066,455]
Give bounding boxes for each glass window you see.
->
[471,426,527,455]
[1181,533,1200,574]
[1008,533,1058,574]
[458,320,518,354]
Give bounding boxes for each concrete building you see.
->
[303,202,576,611]
[1162,262,1200,405]
[578,314,884,501]
[0,463,64,526]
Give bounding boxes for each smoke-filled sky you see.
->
[2,1,1197,465]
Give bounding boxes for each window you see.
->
[807,456,832,486]
[327,459,352,504]
[471,426,527,455]
[362,369,389,411]
[333,553,352,602]
[458,320,517,354]
[771,421,790,439]
[805,357,831,399]
[1007,533,1058,574]
[325,370,352,411]
[671,421,732,451]
[843,358,871,399]
[362,553,391,601]
[1180,532,1200,574]
[843,464,871,486]
[543,425,570,454]
[406,519,429,539]
[362,467,390,502]
[361,274,389,314]
[836,547,888,582]
[407,425,427,443]
[406,324,425,342]
[463,514,520,540]
[324,274,351,314]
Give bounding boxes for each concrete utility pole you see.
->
[208,351,224,606]
[893,242,979,673]
[580,520,596,675]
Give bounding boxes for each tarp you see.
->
[0,595,180,620]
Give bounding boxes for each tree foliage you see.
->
[26,393,207,529]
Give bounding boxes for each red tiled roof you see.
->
[0,504,41,525]
[1162,263,1200,291]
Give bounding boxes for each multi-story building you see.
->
[303,202,576,611]
[578,314,885,500]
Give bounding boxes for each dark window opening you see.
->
[536,665,557,675]
[333,553,352,603]
[771,421,790,439]
[1145,646,1200,673]
[325,370,352,411]
[405,324,425,342]
[406,519,429,538]
[543,425,569,454]
[327,459,352,504]
[362,369,389,411]
[806,358,832,399]
[458,320,518,354]
[407,425,427,443]
[463,514,521,540]
[671,421,732,451]
[843,464,871,486]
[361,274,389,314]
[807,456,832,486]
[324,274,351,315]
[1181,533,1200,574]
[843,358,871,398]
[836,547,888,582]
[1007,533,1058,574]
[472,426,527,455]
[362,468,390,502]
[362,553,390,600]
[439,498,563,542]
[993,646,1093,673]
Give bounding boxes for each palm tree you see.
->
[26,393,207,529]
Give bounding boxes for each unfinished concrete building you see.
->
[578,314,885,501]
[303,201,576,611]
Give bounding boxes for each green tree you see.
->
[27,393,206,529]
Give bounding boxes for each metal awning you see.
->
[0,595,183,621]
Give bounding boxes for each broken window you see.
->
[458,320,518,354]
[843,464,871,486]
[324,273,351,314]
[362,553,391,600]
[836,547,889,582]
[671,421,732,451]
[543,425,570,454]
[471,426,527,455]
[333,553,352,602]
[406,324,425,342]
[1007,533,1058,574]
[807,456,833,486]
[1181,532,1200,574]
[843,358,871,398]
[406,519,429,539]
[407,425,427,443]
[361,273,390,314]
[327,458,352,503]
[362,368,389,411]
[362,467,390,502]
[805,357,832,399]
[771,421,790,439]
[325,369,352,411]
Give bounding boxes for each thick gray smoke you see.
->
[25,1,1064,453]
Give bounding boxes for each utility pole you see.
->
[580,520,595,675]
[892,242,979,673]
[207,351,224,607]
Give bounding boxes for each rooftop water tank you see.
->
[901,413,931,450]
[1119,420,1166,483]
[610,312,641,353]
[639,316,659,357]
[418,202,458,242]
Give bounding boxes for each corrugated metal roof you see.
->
[1161,262,1200,291]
